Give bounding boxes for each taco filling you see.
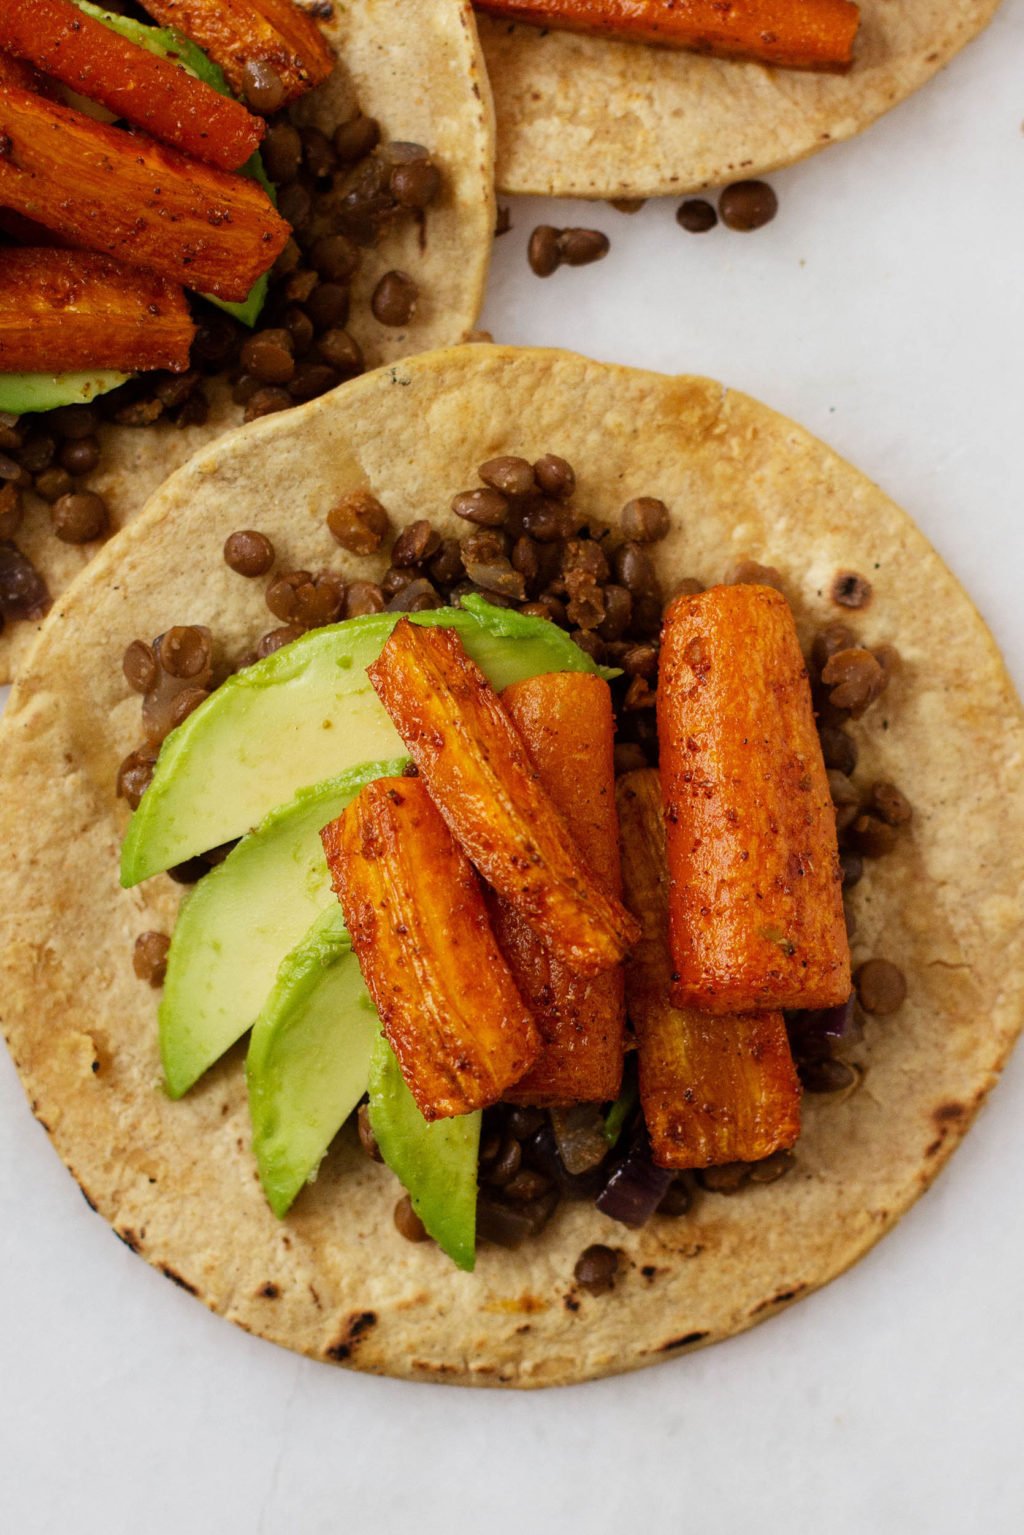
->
[117,446,911,1277]
[0,0,490,650]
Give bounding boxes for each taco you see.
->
[1,344,1021,1388]
[0,0,495,683]
[475,1,1001,198]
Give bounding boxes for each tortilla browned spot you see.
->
[1,344,1021,1387]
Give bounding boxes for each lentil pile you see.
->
[0,91,443,637]
[118,451,910,1275]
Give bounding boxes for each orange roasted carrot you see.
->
[0,0,265,171]
[658,584,850,1015]
[368,621,641,978]
[142,0,335,105]
[322,777,541,1122]
[0,86,290,302]
[617,769,800,1168]
[473,0,859,73]
[0,51,43,92]
[495,673,626,1106]
[0,248,195,374]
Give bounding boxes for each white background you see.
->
[2,6,1023,1531]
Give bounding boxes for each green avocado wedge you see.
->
[159,758,406,1099]
[123,597,613,887]
[0,370,130,417]
[247,906,380,1218]
[368,1036,481,1272]
[71,1,272,328]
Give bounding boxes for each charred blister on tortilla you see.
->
[0,2,447,630]
[114,450,910,1271]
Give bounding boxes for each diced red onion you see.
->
[595,1133,674,1229]
[786,994,860,1062]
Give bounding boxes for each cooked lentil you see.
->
[719,181,778,231]
[574,1244,618,1295]
[854,959,907,1015]
[224,530,275,578]
[870,780,913,826]
[849,813,899,858]
[51,491,108,544]
[371,271,419,326]
[621,497,671,543]
[394,1195,428,1243]
[357,1102,383,1162]
[327,489,391,555]
[123,640,158,695]
[133,931,170,988]
[527,225,562,277]
[676,198,718,233]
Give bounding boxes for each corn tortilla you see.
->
[0,0,495,683]
[479,2,1002,197]
[1,344,1021,1387]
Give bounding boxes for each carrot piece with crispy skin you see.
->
[322,777,541,1122]
[0,51,43,92]
[473,0,859,73]
[0,86,289,302]
[658,584,850,1015]
[141,0,335,105]
[0,0,265,171]
[617,769,800,1169]
[0,249,195,374]
[368,621,641,978]
[495,672,626,1106]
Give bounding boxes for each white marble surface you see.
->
[2,6,1023,1531]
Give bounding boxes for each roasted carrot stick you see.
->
[0,248,195,374]
[494,673,626,1105]
[368,621,641,977]
[0,86,289,302]
[473,0,860,73]
[0,0,265,172]
[617,768,800,1168]
[658,584,850,1015]
[142,0,335,105]
[322,777,541,1122]
[0,51,43,91]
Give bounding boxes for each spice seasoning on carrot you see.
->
[473,0,860,74]
[368,620,641,977]
[0,85,290,302]
[0,249,195,375]
[141,0,335,105]
[658,584,851,1014]
[0,0,265,172]
[617,768,801,1169]
[322,778,541,1122]
[496,672,626,1106]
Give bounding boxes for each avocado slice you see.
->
[123,598,611,887]
[0,370,130,417]
[247,906,380,1217]
[160,758,406,1099]
[368,1035,481,1272]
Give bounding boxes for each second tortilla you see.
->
[479,0,1001,197]
[0,0,495,684]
